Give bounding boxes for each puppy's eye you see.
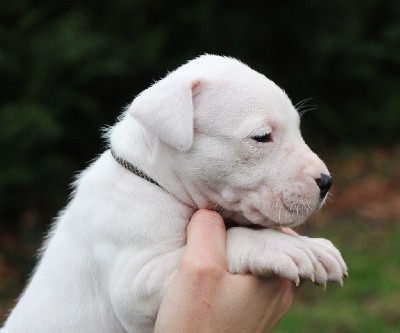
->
[251,133,272,143]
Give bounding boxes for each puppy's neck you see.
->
[108,114,213,209]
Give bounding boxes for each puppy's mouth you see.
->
[224,217,299,230]
[280,196,299,214]
[214,191,319,230]
[280,192,320,217]
[222,210,302,230]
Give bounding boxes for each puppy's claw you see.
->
[339,278,344,287]
[322,282,327,291]
[310,273,315,283]
[295,277,300,287]
[343,271,349,278]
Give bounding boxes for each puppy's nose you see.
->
[315,173,333,198]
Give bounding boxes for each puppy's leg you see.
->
[226,227,347,286]
[108,247,184,333]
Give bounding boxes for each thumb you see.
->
[185,209,227,269]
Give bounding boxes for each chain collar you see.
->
[109,149,224,213]
[110,149,161,188]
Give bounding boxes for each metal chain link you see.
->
[109,149,224,212]
[110,149,161,187]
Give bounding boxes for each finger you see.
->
[185,209,227,267]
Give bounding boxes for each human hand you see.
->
[154,209,294,333]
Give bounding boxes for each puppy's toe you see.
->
[285,248,315,282]
[305,241,345,284]
[312,260,328,287]
[253,253,301,285]
[310,238,348,276]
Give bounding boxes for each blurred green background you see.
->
[1,0,399,331]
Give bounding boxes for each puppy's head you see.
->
[129,55,331,228]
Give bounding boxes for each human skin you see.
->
[155,209,295,333]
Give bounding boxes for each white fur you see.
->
[2,55,347,333]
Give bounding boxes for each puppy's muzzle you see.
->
[316,173,333,199]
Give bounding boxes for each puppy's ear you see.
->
[129,75,201,152]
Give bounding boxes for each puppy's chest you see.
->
[119,192,194,245]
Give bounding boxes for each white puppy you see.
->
[2,55,347,333]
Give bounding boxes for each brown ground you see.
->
[309,146,400,224]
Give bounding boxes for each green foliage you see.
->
[0,1,399,223]
[276,219,400,332]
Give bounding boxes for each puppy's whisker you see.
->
[297,106,316,115]
[297,103,316,111]
[299,107,317,118]
[295,97,314,109]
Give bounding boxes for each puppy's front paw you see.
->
[300,236,348,288]
[226,228,348,288]
[227,228,323,286]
